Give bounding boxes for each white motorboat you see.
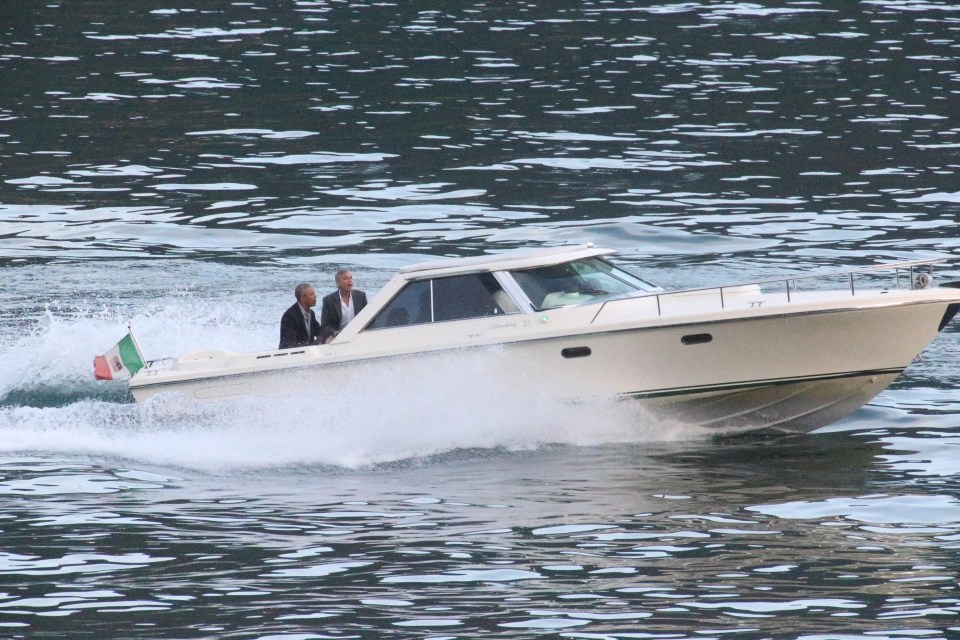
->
[126,244,960,434]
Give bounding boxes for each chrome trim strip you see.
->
[617,367,905,400]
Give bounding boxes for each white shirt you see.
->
[339,293,355,329]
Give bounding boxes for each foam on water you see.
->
[0,381,706,472]
[0,302,708,471]
[0,292,277,399]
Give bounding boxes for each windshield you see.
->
[509,257,661,310]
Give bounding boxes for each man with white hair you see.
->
[320,269,367,343]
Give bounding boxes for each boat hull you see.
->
[129,298,957,435]
[633,371,901,433]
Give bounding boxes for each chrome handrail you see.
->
[591,258,947,322]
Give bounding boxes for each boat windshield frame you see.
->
[508,257,661,311]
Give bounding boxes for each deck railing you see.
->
[593,258,947,322]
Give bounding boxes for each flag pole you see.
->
[127,324,147,365]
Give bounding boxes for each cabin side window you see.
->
[433,272,519,321]
[366,280,432,329]
[366,272,519,330]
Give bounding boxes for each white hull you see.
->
[130,289,960,434]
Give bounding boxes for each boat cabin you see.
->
[348,245,661,336]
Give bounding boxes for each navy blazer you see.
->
[279,302,321,349]
[320,290,367,341]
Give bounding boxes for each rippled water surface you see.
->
[3,1,960,638]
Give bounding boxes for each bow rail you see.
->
[594,258,949,321]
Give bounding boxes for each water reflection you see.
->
[5,431,960,635]
[2,1,959,264]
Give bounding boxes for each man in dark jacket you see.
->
[279,283,321,349]
[320,269,367,343]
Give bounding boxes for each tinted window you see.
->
[366,280,431,329]
[366,273,519,330]
[433,272,518,321]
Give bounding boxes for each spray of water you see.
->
[0,297,710,470]
[0,394,707,472]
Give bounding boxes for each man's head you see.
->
[295,283,317,308]
[335,269,353,294]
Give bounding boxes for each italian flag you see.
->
[93,331,145,381]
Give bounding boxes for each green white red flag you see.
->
[93,331,145,381]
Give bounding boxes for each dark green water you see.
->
[2,1,960,637]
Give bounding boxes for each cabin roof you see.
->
[398,244,615,279]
